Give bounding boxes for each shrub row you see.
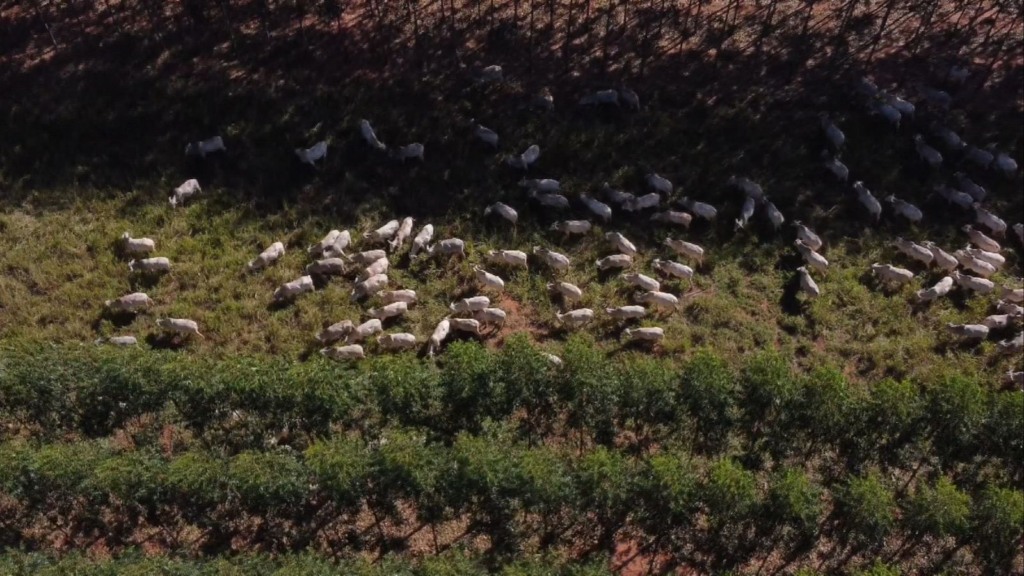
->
[1,430,1021,572]
[0,549,610,576]
[1,336,1020,482]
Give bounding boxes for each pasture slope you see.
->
[0,1,1022,575]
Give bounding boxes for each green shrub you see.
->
[561,335,618,445]
[703,458,759,529]
[903,475,970,540]
[615,357,678,443]
[678,350,737,452]
[797,367,853,449]
[495,334,559,440]
[766,467,822,539]
[92,449,168,505]
[437,341,499,434]
[367,354,440,429]
[836,471,896,546]
[166,451,228,507]
[304,435,372,511]
[924,375,986,465]
[634,449,699,535]
[971,484,1024,571]
[227,450,309,512]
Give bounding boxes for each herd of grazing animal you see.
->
[94,63,1022,386]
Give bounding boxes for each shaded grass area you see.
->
[0,1,1021,386]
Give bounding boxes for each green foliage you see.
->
[836,471,896,546]
[766,467,822,538]
[678,350,737,452]
[0,550,610,575]
[849,561,902,576]
[971,485,1024,570]
[370,429,451,525]
[516,445,573,519]
[228,450,310,512]
[166,451,228,507]
[984,391,1024,479]
[573,446,635,531]
[92,450,168,505]
[495,334,558,430]
[367,354,440,428]
[850,378,925,467]
[0,441,30,496]
[740,352,801,458]
[615,357,679,441]
[904,476,970,540]
[561,335,618,445]
[703,458,759,528]
[304,436,372,510]
[28,440,110,497]
[634,449,699,534]
[797,367,853,448]
[924,375,987,463]
[438,341,499,434]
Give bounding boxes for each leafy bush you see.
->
[437,341,499,434]
[924,375,986,465]
[703,458,759,530]
[228,450,310,512]
[304,435,372,511]
[634,449,699,535]
[677,350,737,452]
[561,335,618,446]
[766,467,822,539]
[970,484,1024,571]
[836,471,896,546]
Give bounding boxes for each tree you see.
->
[704,458,759,530]
[517,445,574,549]
[370,429,452,552]
[367,354,441,429]
[677,350,737,453]
[615,357,678,449]
[983,391,1024,481]
[740,351,802,459]
[633,449,700,550]
[573,446,635,551]
[836,471,896,547]
[561,335,619,448]
[903,475,970,541]
[437,341,499,435]
[765,467,822,541]
[796,367,854,453]
[305,436,372,514]
[845,378,924,470]
[227,450,309,515]
[924,375,987,467]
[970,485,1024,572]
[451,429,528,555]
[495,334,559,444]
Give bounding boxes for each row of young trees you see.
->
[1,426,1021,572]
[0,548,612,576]
[0,336,1022,572]
[1,336,1020,482]
[0,550,930,576]
[27,0,1023,82]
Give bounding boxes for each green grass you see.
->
[1,44,1021,386]
[0,189,1019,386]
